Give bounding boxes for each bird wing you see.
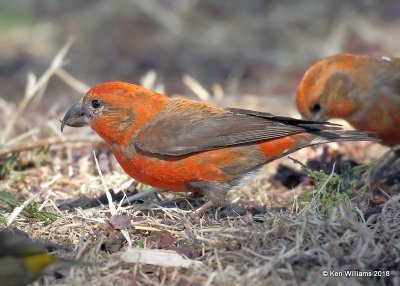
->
[373,57,400,97]
[133,99,338,156]
[380,75,400,97]
[0,230,47,257]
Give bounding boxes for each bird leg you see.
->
[186,181,229,214]
[370,146,400,183]
[158,192,203,209]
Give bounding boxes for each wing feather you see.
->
[133,100,337,156]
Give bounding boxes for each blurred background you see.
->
[1,0,400,138]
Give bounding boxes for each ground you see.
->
[0,1,400,285]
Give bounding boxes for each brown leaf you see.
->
[170,246,199,259]
[155,230,175,249]
[101,232,126,253]
[109,214,131,230]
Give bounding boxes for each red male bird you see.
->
[296,53,400,146]
[61,82,374,204]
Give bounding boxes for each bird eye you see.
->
[310,102,321,114]
[91,99,102,109]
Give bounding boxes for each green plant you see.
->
[290,158,366,214]
[1,152,19,175]
[135,237,145,248]
[0,190,59,224]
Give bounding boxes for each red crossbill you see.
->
[296,53,400,146]
[61,82,375,204]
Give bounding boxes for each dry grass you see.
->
[0,40,399,286]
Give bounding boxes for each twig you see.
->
[7,173,61,226]
[93,150,132,246]
[0,137,103,157]
[93,150,116,215]
[1,37,75,143]
[183,74,210,101]
[56,68,90,93]
[140,70,157,89]
[212,83,225,100]
[6,128,40,146]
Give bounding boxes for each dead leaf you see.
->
[109,214,131,230]
[155,230,175,249]
[102,232,126,253]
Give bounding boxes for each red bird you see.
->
[61,82,374,204]
[296,53,400,146]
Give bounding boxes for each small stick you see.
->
[56,68,90,93]
[2,38,75,143]
[0,137,103,157]
[93,150,132,247]
[183,75,210,101]
[93,150,116,215]
[194,201,214,215]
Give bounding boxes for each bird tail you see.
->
[306,126,379,145]
[267,115,379,144]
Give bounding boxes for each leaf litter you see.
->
[0,41,399,286]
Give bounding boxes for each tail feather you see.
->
[265,114,378,143]
[310,129,379,145]
[285,119,379,143]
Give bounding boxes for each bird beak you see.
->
[61,101,89,132]
[310,114,326,122]
[306,114,320,122]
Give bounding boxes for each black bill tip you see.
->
[60,102,89,132]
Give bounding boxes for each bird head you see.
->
[61,82,168,145]
[296,54,360,122]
